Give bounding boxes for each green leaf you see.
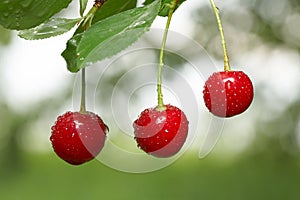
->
[77,1,160,70]
[93,0,137,23]
[18,18,80,40]
[63,1,160,73]
[0,0,72,30]
[80,0,89,16]
[144,0,186,16]
[74,0,138,35]
[62,34,84,73]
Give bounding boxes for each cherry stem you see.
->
[209,0,230,71]
[157,0,178,111]
[79,0,107,113]
[80,68,87,113]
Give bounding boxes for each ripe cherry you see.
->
[203,71,254,117]
[50,111,108,165]
[133,104,189,157]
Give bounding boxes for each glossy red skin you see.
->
[133,104,189,158]
[50,111,107,165]
[203,71,254,117]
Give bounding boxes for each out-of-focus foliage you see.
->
[1,153,300,200]
[0,91,72,175]
[251,99,300,158]
[0,25,11,45]
[193,0,300,60]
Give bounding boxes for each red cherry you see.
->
[203,71,254,117]
[133,104,189,158]
[50,111,108,165]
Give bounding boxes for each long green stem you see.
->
[156,0,177,111]
[209,0,230,71]
[79,1,107,113]
[80,68,86,113]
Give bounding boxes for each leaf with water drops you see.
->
[80,0,88,16]
[61,34,83,73]
[0,0,72,30]
[63,1,160,72]
[18,18,81,40]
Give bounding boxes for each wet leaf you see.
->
[0,0,72,30]
[18,18,81,40]
[63,1,160,72]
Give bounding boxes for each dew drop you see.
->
[20,0,34,8]
[156,115,166,124]
[74,120,83,129]
[3,12,9,17]
[15,8,21,15]
[15,21,20,29]
[36,10,47,17]
[84,62,93,66]
[128,20,146,28]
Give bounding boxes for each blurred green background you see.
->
[1,0,300,199]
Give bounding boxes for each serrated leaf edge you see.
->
[76,1,161,69]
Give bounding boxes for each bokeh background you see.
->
[1,0,300,199]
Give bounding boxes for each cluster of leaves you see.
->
[0,0,186,73]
